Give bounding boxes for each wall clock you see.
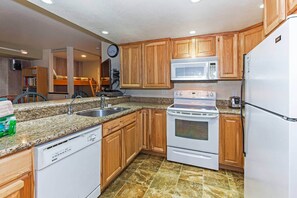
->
[107,44,119,58]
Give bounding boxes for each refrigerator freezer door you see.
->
[244,105,297,198]
[245,16,297,119]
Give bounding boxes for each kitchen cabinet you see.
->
[143,39,171,88]
[172,38,193,59]
[136,110,143,152]
[219,114,244,171]
[0,149,34,198]
[217,34,239,79]
[150,109,167,155]
[101,112,139,189]
[140,109,167,155]
[120,44,142,88]
[102,130,123,189]
[239,24,264,78]
[172,36,216,59]
[141,109,150,150]
[264,0,285,35]
[195,37,216,57]
[122,122,138,165]
[287,0,297,15]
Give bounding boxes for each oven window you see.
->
[175,119,208,140]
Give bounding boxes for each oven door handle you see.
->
[167,111,219,119]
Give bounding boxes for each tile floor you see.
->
[100,153,244,198]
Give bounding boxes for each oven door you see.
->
[167,110,219,154]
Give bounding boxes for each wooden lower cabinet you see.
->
[150,109,167,155]
[0,149,34,198]
[219,114,244,171]
[122,122,138,166]
[101,112,140,190]
[101,130,123,189]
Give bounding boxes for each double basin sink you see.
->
[76,107,130,117]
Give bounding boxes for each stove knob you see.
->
[210,92,214,97]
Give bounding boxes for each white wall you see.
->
[124,81,241,100]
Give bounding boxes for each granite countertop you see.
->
[0,101,242,158]
[0,102,169,158]
[217,106,242,115]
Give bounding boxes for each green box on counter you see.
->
[0,114,16,138]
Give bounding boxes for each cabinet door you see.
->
[264,0,285,35]
[195,37,216,57]
[218,34,239,79]
[102,130,122,188]
[172,39,193,59]
[150,109,167,155]
[142,109,150,150]
[120,44,142,88]
[143,40,171,88]
[219,114,244,169]
[136,111,143,153]
[238,25,264,78]
[287,0,297,15]
[122,122,137,166]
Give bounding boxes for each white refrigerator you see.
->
[244,15,297,198]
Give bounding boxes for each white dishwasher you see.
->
[35,125,102,198]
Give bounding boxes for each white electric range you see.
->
[167,90,219,170]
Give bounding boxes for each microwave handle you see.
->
[167,111,219,119]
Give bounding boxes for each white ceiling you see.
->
[53,50,100,62]
[28,0,264,44]
[0,0,102,58]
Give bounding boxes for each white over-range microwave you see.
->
[171,57,218,81]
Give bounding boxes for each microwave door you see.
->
[171,62,209,80]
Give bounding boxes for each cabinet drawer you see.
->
[103,117,122,137]
[103,112,137,137]
[0,149,32,186]
[121,112,136,127]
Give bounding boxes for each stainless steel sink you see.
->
[76,107,130,117]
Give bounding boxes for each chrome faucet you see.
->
[100,95,106,109]
[67,95,82,115]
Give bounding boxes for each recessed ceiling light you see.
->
[20,50,28,55]
[102,31,109,35]
[41,0,53,4]
[189,30,196,35]
[191,0,201,3]
[81,55,87,58]
[259,3,264,9]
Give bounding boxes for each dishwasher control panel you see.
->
[35,125,102,170]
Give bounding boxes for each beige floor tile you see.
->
[102,155,244,198]
[127,169,156,187]
[174,179,203,198]
[115,183,147,198]
[150,173,179,191]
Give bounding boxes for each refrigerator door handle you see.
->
[241,54,246,157]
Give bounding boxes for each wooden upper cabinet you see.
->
[220,114,244,169]
[101,130,122,188]
[143,39,171,88]
[120,44,142,88]
[172,39,193,59]
[287,0,297,14]
[122,122,138,166]
[150,109,167,155]
[195,37,216,57]
[264,0,285,35]
[239,24,264,78]
[218,34,239,79]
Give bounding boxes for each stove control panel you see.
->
[174,90,216,99]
